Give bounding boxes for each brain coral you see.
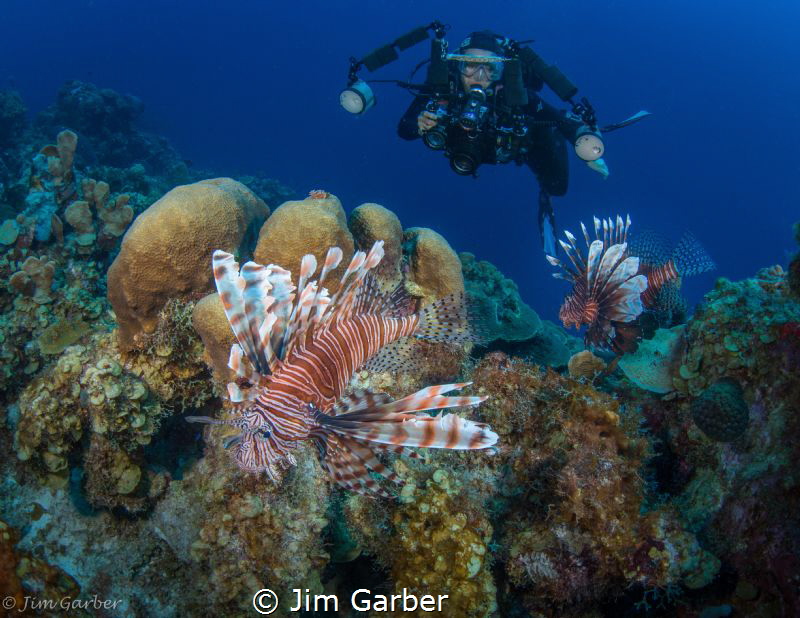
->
[348,202,404,281]
[690,377,749,442]
[253,192,354,291]
[107,178,268,350]
[403,227,464,303]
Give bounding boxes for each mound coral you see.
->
[402,227,464,303]
[349,202,404,281]
[107,178,269,349]
[254,192,354,289]
[567,349,607,379]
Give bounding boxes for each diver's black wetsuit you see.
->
[398,83,582,252]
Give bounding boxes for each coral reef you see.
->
[23,129,78,241]
[9,255,56,303]
[107,178,269,349]
[0,90,27,146]
[633,260,800,614]
[674,267,800,397]
[471,353,717,611]
[690,377,749,442]
[618,324,686,394]
[3,84,797,616]
[567,349,607,379]
[789,220,800,297]
[14,300,213,492]
[254,191,355,290]
[349,201,404,281]
[0,518,80,609]
[185,446,331,611]
[461,251,542,342]
[36,80,186,177]
[402,227,464,302]
[389,468,497,617]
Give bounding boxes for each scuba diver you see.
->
[339,22,648,255]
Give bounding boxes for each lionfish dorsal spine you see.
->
[322,241,385,326]
[585,239,604,292]
[279,254,317,355]
[309,247,344,324]
[213,251,272,376]
[580,221,591,248]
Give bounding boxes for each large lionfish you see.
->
[187,240,497,497]
[546,214,713,354]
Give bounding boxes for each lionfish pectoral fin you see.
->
[317,383,496,451]
[223,434,243,449]
[315,433,395,499]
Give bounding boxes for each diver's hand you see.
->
[417,111,439,133]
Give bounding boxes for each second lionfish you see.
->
[188,240,497,497]
[547,214,714,354]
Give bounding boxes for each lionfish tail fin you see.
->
[415,293,483,344]
[672,232,716,276]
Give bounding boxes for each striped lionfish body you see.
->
[629,228,716,316]
[547,214,714,354]
[188,240,498,497]
[547,215,649,354]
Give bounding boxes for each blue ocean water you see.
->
[2,0,798,320]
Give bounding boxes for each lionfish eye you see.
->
[255,427,272,440]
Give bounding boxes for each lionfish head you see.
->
[559,293,599,330]
[187,408,303,481]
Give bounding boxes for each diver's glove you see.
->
[586,157,609,179]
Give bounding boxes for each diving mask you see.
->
[449,54,505,81]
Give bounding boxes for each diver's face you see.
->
[460,48,495,91]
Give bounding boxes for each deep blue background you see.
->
[2,1,799,321]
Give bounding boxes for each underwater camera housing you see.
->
[341,22,651,176]
[447,132,485,176]
[458,85,489,130]
[420,87,492,176]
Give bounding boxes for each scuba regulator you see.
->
[340,22,650,176]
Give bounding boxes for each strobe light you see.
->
[340,80,376,115]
